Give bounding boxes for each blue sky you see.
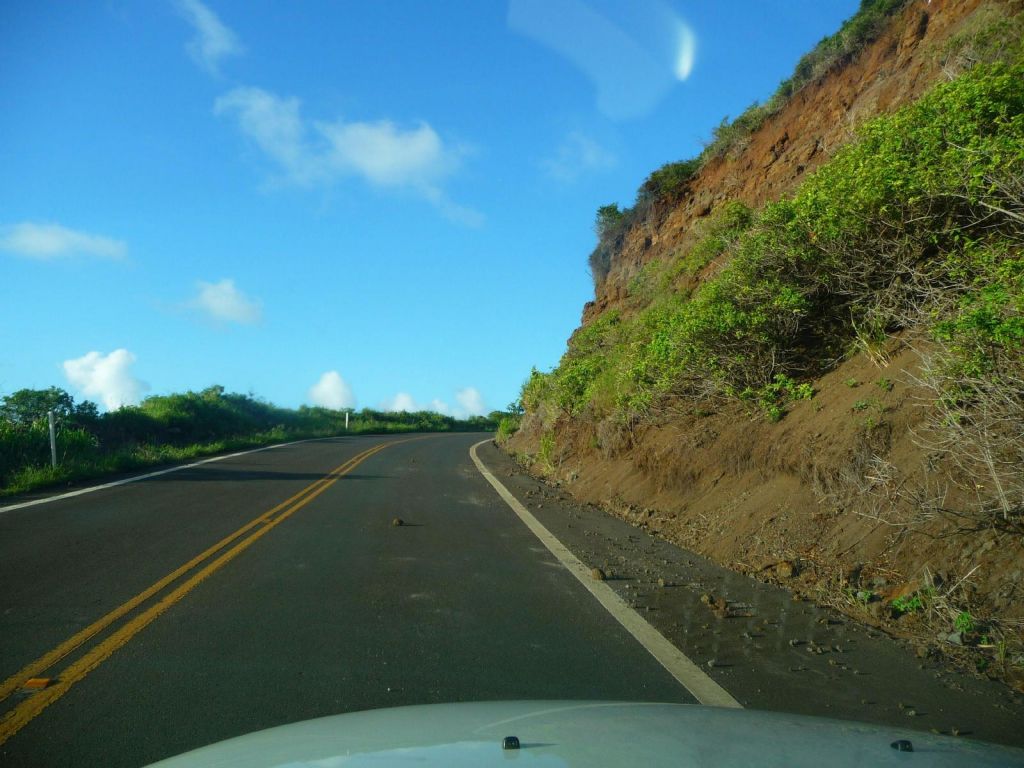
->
[2,0,859,416]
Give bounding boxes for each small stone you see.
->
[905,709,917,717]
[657,577,667,588]
[391,517,404,527]
[591,567,606,581]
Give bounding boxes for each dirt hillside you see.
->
[507,0,1024,688]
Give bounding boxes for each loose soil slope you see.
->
[508,0,1024,687]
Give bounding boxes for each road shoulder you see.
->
[475,439,1024,748]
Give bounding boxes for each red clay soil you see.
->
[508,0,1024,689]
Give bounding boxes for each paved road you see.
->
[1,433,1022,767]
[0,434,690,767]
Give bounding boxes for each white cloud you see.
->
[191,278,262,325]
[317,118,458,189]
[176,0,243,75]
[0,222,126,260]
[379,388,486,418]
[308,371,356,410]
[542,131,616,182]
[455,387,486,417]
[214,86,481,224]
[508,0,697,120]
[63,349,149,411]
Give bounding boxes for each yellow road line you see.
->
[0,440,394,744]
[0,444,380,704]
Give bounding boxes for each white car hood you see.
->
[145,700,1024,767]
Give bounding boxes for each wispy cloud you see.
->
[63,349,149,411]
[190,278,262,325]
[542,131,616,182]
[0,222,126,260]
[508,0,697,120]
[215,86,481,225]
[175,0,243,75]
[308,371,356,410]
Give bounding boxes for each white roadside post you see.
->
[48,409,57,468]
[345,411,349,430]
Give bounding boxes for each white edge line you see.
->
[470,439,742,709]
[0,437,327,515]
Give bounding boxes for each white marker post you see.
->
[345,411,349,430]
[48,409,57,468]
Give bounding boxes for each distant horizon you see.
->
[2,0,859,414]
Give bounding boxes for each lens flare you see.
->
[675,21,697,81]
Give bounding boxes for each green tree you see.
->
[595,204,624,238]
[0,387,90,425]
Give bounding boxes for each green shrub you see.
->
[739,375,815,421]
[637,159,702,203]
[892,593,925,615]
[701,104,772,162]
[496,416,520,443]
[955,611,976,634]
[538,431,556,471]
[520,368,555,412]
[590,204,635,287]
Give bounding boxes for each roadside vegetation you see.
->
[540,56,1024,408]
[528,49,1024,518]
[521,12,1024,684]
[0,386,499,496]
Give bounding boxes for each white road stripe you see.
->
[470,439,742,709]
[0,438,324,515]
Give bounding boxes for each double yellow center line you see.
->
[0,439,396,746]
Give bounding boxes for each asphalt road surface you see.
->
[1,433,1022,766]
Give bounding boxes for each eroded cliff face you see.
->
[586,0,984,322]
[508,0,1024,688]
